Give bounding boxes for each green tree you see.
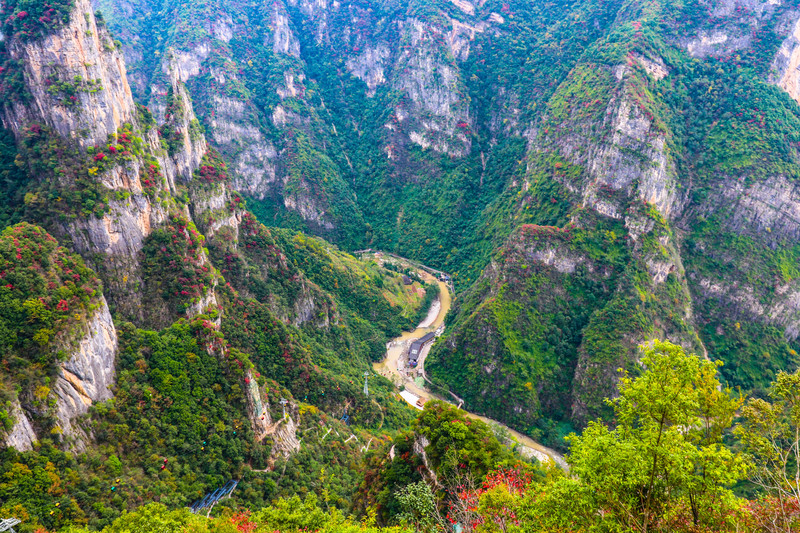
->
[476,483,521,533]
[394,481,445,532]
[736,369,800,532]
[551,340,747,532]
[415,401,513,481]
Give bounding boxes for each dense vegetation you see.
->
[0,218,432,530]
[7,0,800,531]
[8,341,800,532]
[0,223,103,435]
[91,0,800,445]
[1,0,74,41]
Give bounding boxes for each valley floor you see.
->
[368,253,567,469]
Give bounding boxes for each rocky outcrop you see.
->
[67,195,165,258]
[4,400,37,451]
[151,62,207,184]
[207,95,278,200]
[2,0,136,147]
[412,435,440,488]
[244,369,272,442]
[544,63,680,220]
[65,193,168,321]
[283,192,335,231]
[391,18,472,158]
[346,44,391,95]
[191,182,241,239]
[268,415,301,459]
[681,0,798,59]
[243,370,300,461]
[693,174,800,244]
[525,247,586,275]
[4,297,118,452]
[271,2,301,57]
[770,6,800,103]
[52,297,117,448]
[290,285,332,328]
[0,6,164,319]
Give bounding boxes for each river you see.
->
[367,253,568,470]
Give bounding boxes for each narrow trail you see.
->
[366,252,567,470]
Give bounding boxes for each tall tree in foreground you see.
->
[521,340,748,532]
[737,370,800,533]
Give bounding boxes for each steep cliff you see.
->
[0,2,433,528]
[0,223,116,451]
[11,0,800,516]
[2,0,136,147]
[0,0,233,327]
[51,296,117,448]
[428,0,800,437]
[94,0,560,252]
[4,399,36,451]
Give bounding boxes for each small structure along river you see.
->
[367,252,567,470]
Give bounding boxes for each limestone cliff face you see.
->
[4,296,117,452]
[96,0,513,235]
[244,369,272,442]
[346,44,391,96]
[692,174,800,246]
[771,8,800,103]
[681,0,799,59]
[149,59,207,184]
[143,34,279,201]
[680,173,800,343]
[2,0,136,147]
[191,182,241,240]
[540,58,679,221]
[674,1,800,104]
[1,5,155,319]
[4,400,37,451]
[269,416,301,459]
[390,18,472,158]
[1,2,228,324]
[238,363,300,462]
[272,1,302,58]
[208,95,278,200]
[52,297,117,448]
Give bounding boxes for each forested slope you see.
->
[6,0,800,531]
[91,0,800,444]
[0,1,433,529]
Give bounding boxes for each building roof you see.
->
[408,332,437,363]
[418,332,436,344]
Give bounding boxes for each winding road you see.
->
[366,253,568,470]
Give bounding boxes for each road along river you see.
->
[367,253,567,470]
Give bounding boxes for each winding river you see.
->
[367,253,568,470]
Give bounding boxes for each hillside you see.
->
[0,1,433,528]
[89,0,800,439]
[4,0,800,531]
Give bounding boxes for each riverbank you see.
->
[368,252,567,470]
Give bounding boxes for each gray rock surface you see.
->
[4,400,36,451]
[53,297,117,448]
[2,0,136,147]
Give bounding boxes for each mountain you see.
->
[5,0,800,531]
[89,0,800,441]
[0,1,435,528]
